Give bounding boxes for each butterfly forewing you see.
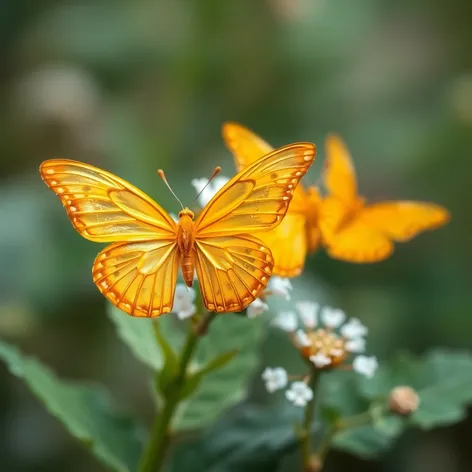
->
[359,202,450,242]
[323,135,358,204]
[40,159,176,242]
[195,143,316,237]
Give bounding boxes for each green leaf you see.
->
[359,349,472,430]
[0,340,143,472]
[170,403,303,472]
[179,350,238,401]
[412,350,472,429]
[172,315,264,431]
[195,349,239,376]
[108,305,185,371]
[152,319,179,367]
[108,306,162,370]
[333,418,402,459]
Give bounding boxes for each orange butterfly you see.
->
[40,143,315,317]
[319,135,450,263]
[222,122,321,277]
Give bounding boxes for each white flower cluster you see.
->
[262,301,378,406]
[270,301,378,378]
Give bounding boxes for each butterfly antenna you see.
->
[192,166,222,204]
[157,169,184,209]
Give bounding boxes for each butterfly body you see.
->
[40,141,315,317]
[176,208,196,286]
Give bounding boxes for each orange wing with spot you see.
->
[40,159,179,317]
[222,122,320,276]
[320,136,450,263]
[195,142,316,311]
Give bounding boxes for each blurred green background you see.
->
[0,0,470,471]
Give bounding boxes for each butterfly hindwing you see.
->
[324,219,394,263]
[93,240,179,317]
[195,235,274,313]
[257,213,307,277]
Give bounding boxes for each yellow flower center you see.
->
[300,329,348,367]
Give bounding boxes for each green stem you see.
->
[300,370,321,471]
[138,311,216,472]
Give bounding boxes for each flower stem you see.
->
[138,311,216,472]
[300,369,321,471]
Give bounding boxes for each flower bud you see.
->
[389,385,420,415]
[305,455,322,472]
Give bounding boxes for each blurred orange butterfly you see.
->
[319,135,450,263]
[40,143,315,317]
[223,122,321,277]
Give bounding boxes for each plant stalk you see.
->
[300,370,321,471]
[138,311,216,472]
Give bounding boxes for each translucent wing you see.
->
[195,143,316,237]
[194,235,274,313]
[40,159,176,242]
[324,220,393,263]
[305,186,322,253]
[317,196,350,243]
[256,214,307,277]
[324,135,358,203]
[222,122,274,172]
[222,122,309,213]
[359,201,450,241]
[93,240,179,317]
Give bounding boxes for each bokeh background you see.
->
[0,0,471,471]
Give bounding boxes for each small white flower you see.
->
[320,306,346,328]
[191,176,229,207]
[172,284,196,320]
[345,337,366,353]
[261,367,288,393]
[353,355,378,378]
[310,353,332,368]
[341,318,368,339]
[285,381,314,407]
[247,299,269,318]
[294,329,312,347]
[272,311,297,332]
[269,277,293,301]
[296,301,319,329]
